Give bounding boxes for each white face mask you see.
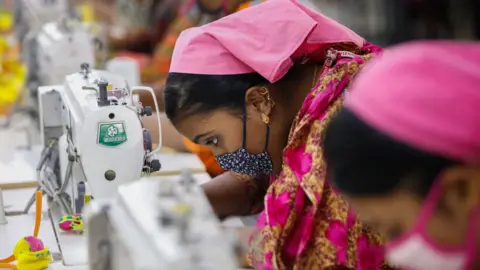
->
[385,180,479,270]
[386,234,472,270]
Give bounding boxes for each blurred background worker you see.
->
[308,0,480,45]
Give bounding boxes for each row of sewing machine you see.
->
[0,66,247,270]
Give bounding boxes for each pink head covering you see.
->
[346,41,480,162]
[169,0,364,83]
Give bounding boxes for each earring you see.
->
[261,113,270,125]
[260,87,275,108]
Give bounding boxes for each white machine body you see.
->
[15,0,70,39]
[38,68,161,214]
[8,4,105,129]
[35,21,95,86]
[84,174,239,270]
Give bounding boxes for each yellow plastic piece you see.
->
[84,194,92,206]
[78,3,94,22]
[0,192,45,269]
[0,14,24,115]
[13,239,51,270]
[0,64,26,104]
[0,12,13,31]
[171,203,191,215]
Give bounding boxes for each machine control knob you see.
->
[144,106,152,116]
[150,159,161,172]
[143,129,153,152]
[80,63,90,78]
[97,81,110,107]
[80,63,90,70]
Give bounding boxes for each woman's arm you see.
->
[202,172,267,219]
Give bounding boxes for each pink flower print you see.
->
[264,251,275,270]
[283,208,315,260]
[251,211,268,246]
[325,220,349,265]
[265,191,291,228]
[255,211,267,228]
[307,75,349,120]
[325,210,357,265]
[356,235,385,270]
[284,145,312,183]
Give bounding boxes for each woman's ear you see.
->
[441,165,480,211]
[245,86,274,117]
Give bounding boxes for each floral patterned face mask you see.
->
[215,105,273,177]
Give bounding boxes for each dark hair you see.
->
[164,73,268,123]
[323,108,457,198]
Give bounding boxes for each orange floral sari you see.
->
[249,44,393,269]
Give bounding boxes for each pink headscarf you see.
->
[169,0,364,83]
[346,41,480,162]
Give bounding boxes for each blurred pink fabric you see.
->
[346,41,480,162]
[169,0,364,82]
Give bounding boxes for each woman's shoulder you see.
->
[286,46,382,156]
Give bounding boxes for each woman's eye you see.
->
[205,137,219,147]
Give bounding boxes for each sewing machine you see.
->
[29,65,161,216]
[4,11,106,128]
[13,0,70,43]
[23,17,106,110]
[84,171,240,270]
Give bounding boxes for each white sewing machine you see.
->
[35,19,95,85]
[84,171,240,270]
[4,15,105,129]
[14,0,70,43]
[30,65,161,215]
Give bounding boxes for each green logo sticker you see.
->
[98,122,127,147]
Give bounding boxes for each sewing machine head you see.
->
[24,16,98,102]
[84,172,239,270]
[37,65,161,215]
[7,3,106,128]
[14,0,70,42]
[36,20,95,84]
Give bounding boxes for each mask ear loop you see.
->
[263,123,270,152]
[242,104,247,149]
[241,103,271,152]
[407,175,478,252]
[465,207,479,269]
[412,178,445,231]
[260,87,273,152]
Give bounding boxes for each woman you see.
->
[324,41,480,270]
[163,0,389,268]
[143,0,267,177]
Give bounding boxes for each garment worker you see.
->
[324,41,480,270]
[162,0,392,268]
[143,0,267,177]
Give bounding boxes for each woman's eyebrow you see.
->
[192,131,213,144]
